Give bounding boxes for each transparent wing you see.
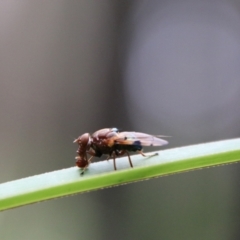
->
[113,132,168,146]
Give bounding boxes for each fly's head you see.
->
[73,133,91,167]
[75,155,89,168]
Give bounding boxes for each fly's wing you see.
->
[114,132,168,146]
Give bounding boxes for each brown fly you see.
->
[73,128,168,175]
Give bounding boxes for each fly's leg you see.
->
[105,152,117,170]
[80,166,88,175]
[125,151,133,168]
[115,150,133,168]
[86,155,94,166]
[137,150,158,158]
[112,152,117,170]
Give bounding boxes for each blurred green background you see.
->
[1,1,240,239]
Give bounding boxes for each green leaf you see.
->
[0,138,240,211]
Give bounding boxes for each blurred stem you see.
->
[0,138,240,211]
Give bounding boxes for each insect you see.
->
[74,128,168,175]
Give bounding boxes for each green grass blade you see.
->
[0,138,240,211]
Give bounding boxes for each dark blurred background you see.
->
[1,1,240,239]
